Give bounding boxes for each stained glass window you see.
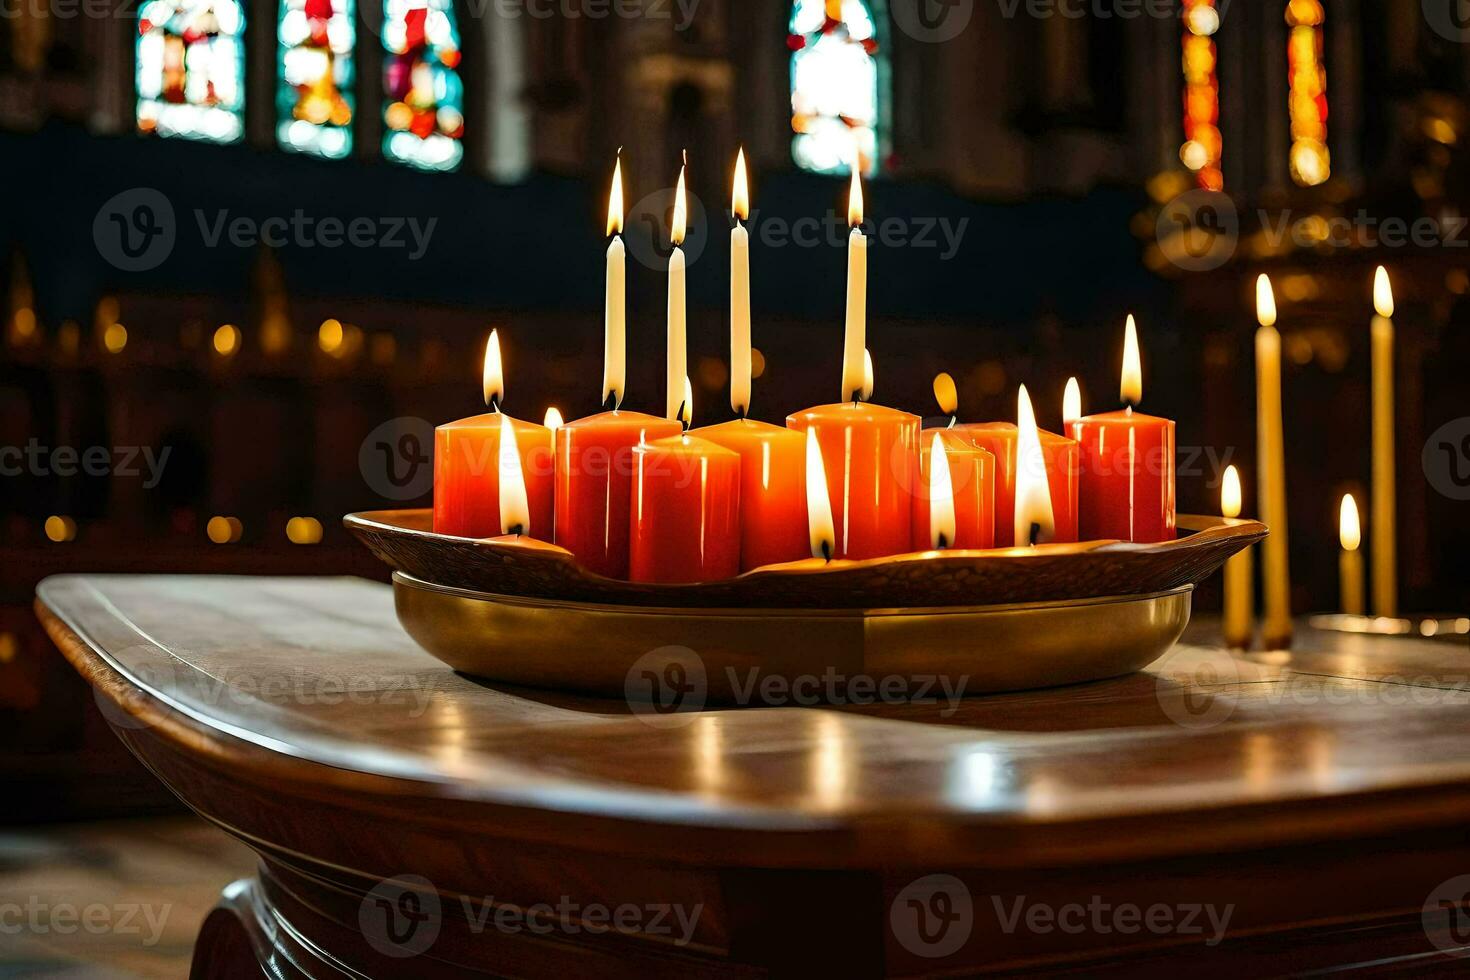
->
[136,0,246,143]
[382,0,464,172]
[1285,0,1329,186]
[1179,0,1222,190]
[278,0,355,158]
[789,0,884,176]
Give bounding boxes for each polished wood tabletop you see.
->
[35,573,1470,977]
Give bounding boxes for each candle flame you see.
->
[1373,265,1394,318]
[861,349,874,402]
[679,376,693,428]
[1120,314,1142,406]
[732,147,749,221]
[607,154,624,237]
[1221,464,1242,519]
[543,407,563,432]
[928,432,956,550]
[805,427,835,560]
[482,329,504,408]
[847,166,864,227]
[1013,384,1055,546]
[498,414,530,536]
[1255,274,1277,328]
[1063,376,1082,427]
[933,372,957,417]
[671,161,688,247]
[1339,493,1361,551]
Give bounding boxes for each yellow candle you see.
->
[666,160,688,421]
[1221,464,1254,648]
[603,156,626,408]
[1370,266,1397,617]
[1339,492,1365,616]
[1255,274,1293,648]
[841,167,867,402]
[730,149,751,416]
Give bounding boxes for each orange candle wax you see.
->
[433,412,553,539]
[912,428,995,551]
[554,410,681,578]
[953,422,1079,545]
[1069,409,1176,542]
[787,402,919,560]
[629,433,741,583]
[693,418,806,570]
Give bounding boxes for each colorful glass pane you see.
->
[1180,0,1222,191]
[278,0,355,158]
[136,0,246,142]
[1285,0,1329,186]
[789,0,883,176]
[382,0,464,172]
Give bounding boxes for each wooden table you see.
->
[35,574,1470,977]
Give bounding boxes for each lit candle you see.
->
[1370,266,1397,617]
[842,167,867,403]
[1255,274,1293,649]
[1339,493,1365,616]
[1220,464,1254,649]
[629,385,741,584]
[497,414,529,535]
[955,413,1078,546]
[1014,384,1055,546]
[604,154,626,409]
[1069,315,1177,542]
[1062,376,1082,428]
[433,330,554,539]
[691,153,808,571]
[805,427,835,561]
[667,157,689,421]
[911,374,995,551]
[554,183,682,577]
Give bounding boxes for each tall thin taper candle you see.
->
[666,160,688,421]
[603,155,626,407]
[1339,493,1365,616]
[1255,274,1292,648]
[841,166,867,402]
[730,149,751,416]
[1370,266,1397,617]
[1221,464,1254,648]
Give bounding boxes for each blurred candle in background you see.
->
[1339,493,1365,616]
[1255,274,1293,649]
[1069,315,1176,543]
[1370,266,1397,618]
[1220,464,1254,649]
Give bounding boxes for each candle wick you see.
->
[603,391,619,412]
[936,532,949,550]
[1029,521,1041,547]
[1123,401,1136,414]
[736,406,747,421]
[821,540,832,563]
[947,415,956,430]
[489,396,501,413]
[677,400,689,432]
[508,524,524,537]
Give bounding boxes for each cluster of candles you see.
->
[431,151,1178,584]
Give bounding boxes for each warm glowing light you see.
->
[861,349,874,402]
[1121,314,1143,406]
[680,376,694,428]
[1339,493,1361,551]
[1180,0,1223,189]
[1063,377,1082,427]
[732,147,749,221]
[103,322,128,354]
[1255,274,1277,328]
[1222,465,1242,518]
[1286,0,1330,187]
[1373,266,1394,318]
[607,154,624,237]
[286,516,323,545]
[44,515,76,543]
[805,427,835,560]
[1014,384,1055,546]
[498,414,530,536]
[847,165,864,227]
[928,432,956,550]
[318,318,344,353]
[207,516,243,544]
[483,329,504,408]
[671,162,688,247]
[213,323,240,356]
[544,407,563,432]
[932,372,958,417]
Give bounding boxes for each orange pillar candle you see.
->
[1069,315,1177,543]
[913,428,994,550]
[433,331,554,539]
[954,422,1078,545]
[629,432,741,583]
